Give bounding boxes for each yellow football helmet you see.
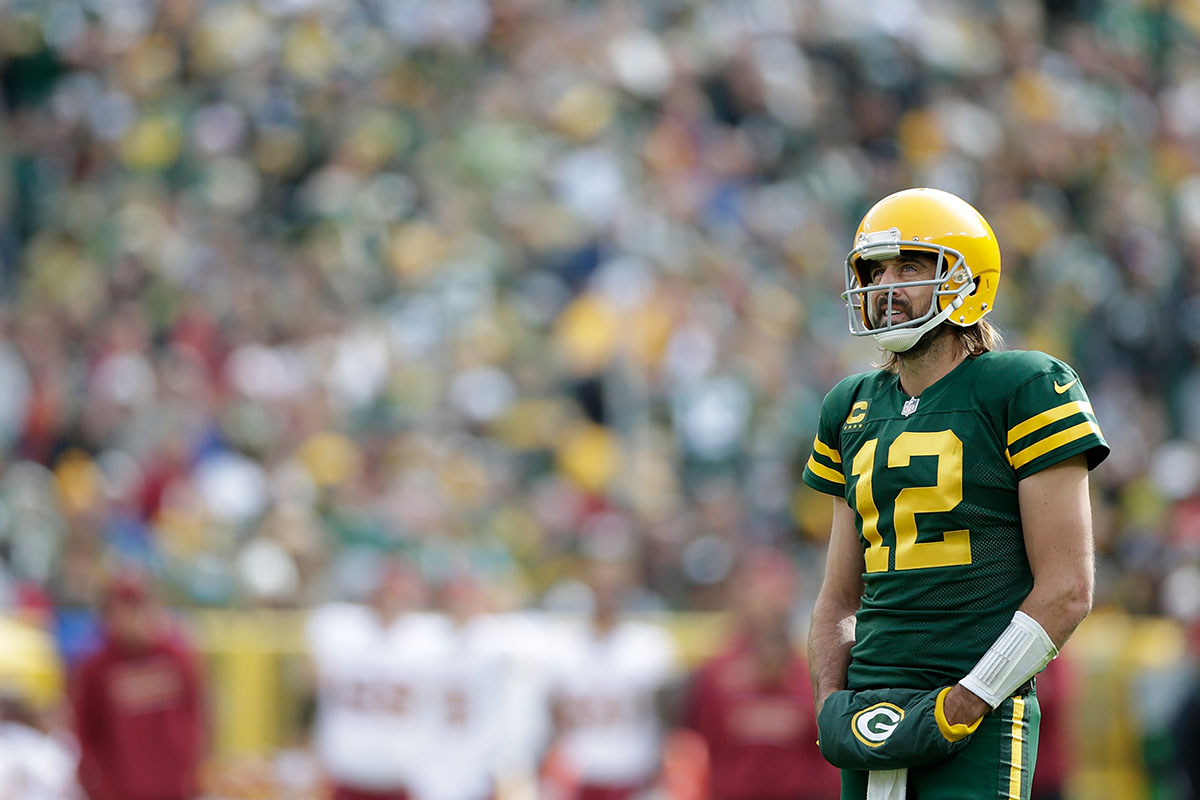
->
[843,188,1001,352]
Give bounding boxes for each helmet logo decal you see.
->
[851,702,905,747]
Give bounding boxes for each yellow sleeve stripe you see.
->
[1007,400,1093,446]
[806,455,845,485]
[813,436,842,464]
[1009,420,1102,470]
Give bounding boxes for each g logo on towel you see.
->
[851,702,905,748]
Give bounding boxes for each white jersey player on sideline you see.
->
[306,556,440,800]
[408,572,552,800]
[0,695,79,800]
[543,553,679,800]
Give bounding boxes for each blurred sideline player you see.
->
[684,549,839,800]
[0,691,80,800]
[409,569,550,800]
[305,556,439,800]
[542,543,679,800]
[70,569,208,800]
[0,610,79,800]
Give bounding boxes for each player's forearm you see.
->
[1018,571,1092,649]
[1016,456,1094,650]
[951,575,1091,723]
[944,571,1093,727]
[807,599,857,714]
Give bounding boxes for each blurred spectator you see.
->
[683,549,838,800]
[304,554,434,800]
[542,544,680,800]
[0,0,1189,626]
[69,569,207,800]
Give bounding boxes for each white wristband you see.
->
[958,611,1057,709]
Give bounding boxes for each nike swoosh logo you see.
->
[1053,378,1078,394]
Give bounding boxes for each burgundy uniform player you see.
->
[70,570,208,800]
[684,550,839,800]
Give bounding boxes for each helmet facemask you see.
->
[842,227,977,353]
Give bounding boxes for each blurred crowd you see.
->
[1,0,1200,636]
[5,2,1200,798]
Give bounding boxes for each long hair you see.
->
[878,318,1004,373]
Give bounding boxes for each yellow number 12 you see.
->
[850,430,972,573]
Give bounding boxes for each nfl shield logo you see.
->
[901,396,920,417]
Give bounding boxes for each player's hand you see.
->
[943,683,990,727]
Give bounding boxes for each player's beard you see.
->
[869,293,943,356]
[899,323,947,358]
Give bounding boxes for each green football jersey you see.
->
[802,350,1108,691]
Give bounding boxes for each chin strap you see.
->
[871,295,964,353]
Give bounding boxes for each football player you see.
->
[305,557,439,800]
[542,551,679,800]
[409,571,550,800]
[684,548,840,800]
[71,570,207,800]
[803,188,1109,799]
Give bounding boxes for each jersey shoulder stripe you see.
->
[808,434,845,484]
[806,451,845,485]
[1007,400,1094,445]
[814,436,842,463]
[1009,419,1104,470]
[974,350,1109,476]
